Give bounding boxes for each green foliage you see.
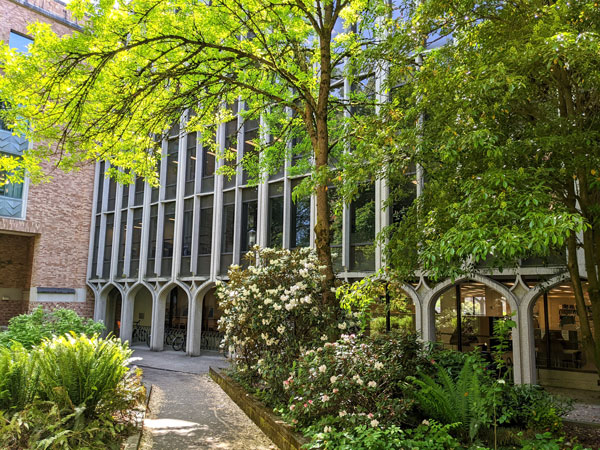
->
[0,334,144,449]
[410,357,487,441]
[519,432,590,450]
[303,421,463,450]
[0,306,105,349]
[284,332,430,430]
[218,247,353,406]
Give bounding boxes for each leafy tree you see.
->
[0,0,396,304]
[352,0,600,374]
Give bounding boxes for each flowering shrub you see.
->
[217,247,353,404]
[283,332,432,430]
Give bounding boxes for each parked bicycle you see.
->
[132,321,150,346]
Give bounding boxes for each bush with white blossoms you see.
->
[217,247,353,404]
[283,332,433,430]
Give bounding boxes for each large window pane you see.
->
[197,195,213,276]
[240,188,258,264]
[268,182,284,248]
[223,101,238,189]
[349,186,375,271]
[290,178,310,249]
[329,188,343,271]
[102,213,114,278]
[161,202,176,276]
[146,205,158,276]
[201,128,216,193]
[97,162,105,212]
[106,177,117,211]
[116,210,127,277]
[185,132,197,196]
[165,139,179,200]
[220,191,235,274]
[91,216,101,277]
[134,176,144,206]
[180,199,193,276]
[130,208,143,277]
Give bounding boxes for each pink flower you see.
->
[333,388,339,394]
[308,399,313,405]
[368,413,374,419]
[303,403,308,408]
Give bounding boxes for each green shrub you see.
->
[519,431,590,450]
[35,333,135,416]
[0,343,38,411]
[304,420,463,450]
[0,307,105,349]
[284,332,430,430]
[218,247,353,405]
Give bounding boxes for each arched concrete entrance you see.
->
[152,282,190,352]
[126,283,153,348]
[105,287,122,338]
[201,287,224,351]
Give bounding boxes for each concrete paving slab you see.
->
[131,346,229,374]
[139,367,276,450]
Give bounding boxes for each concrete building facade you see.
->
[0,0,93,325]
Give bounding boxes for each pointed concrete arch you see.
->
[423,274,523,383]
[400,283,423,337]
[94,282,125,334]
[152,281,192,352]
[187,281,218,356]
[122,281,155,346]
[517,271,571,385]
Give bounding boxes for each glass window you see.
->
[220,191,235,274]
[329,187,343,271]
[102,213,114,278]
[242,119,259,185]
[116,210,128,277]
[165,138,179,200]
[349,186,375,271]
[435,282,512,364]
[130,208,143,277]
[146,205,158,276]
[290,178,310,249]
[9,31,33,54]
[369,284,416,335]
[268,182,284,248]
[106,177,117,211]
[121,181,130,208]
[96,162,105,212]
[180,199,193,276]
[240,188,258,264]
[161,202,176,276]
[134,176,144,206]
[223,101,238,189]
[185,132,197,196]
[197,195,213,276]
[91,216,101,277]
[201,128,216,193]
[533,282,594,375]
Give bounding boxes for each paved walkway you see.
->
[131,348,275,450]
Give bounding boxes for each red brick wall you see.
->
[0,0,95,320]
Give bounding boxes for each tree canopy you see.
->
[349,0,600,372]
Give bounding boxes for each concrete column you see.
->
[187,290,204,356]
[93,289,106,323]
[421,294,436,342]
[120,289,135,344]
[150,290,165,351]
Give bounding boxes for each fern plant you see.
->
[409,359,487,441]
[0,343,38,411]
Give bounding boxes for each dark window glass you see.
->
[349,186,375,271]
[185,132,197,196]
[329,188,343,271]
[9,31,33,54]
[107,177,117,211]
[180,199,193,276]
[268,182,284,248]
[220,191,235,274]
[201,128,216,193]
[117,210,128,277]
[291,178,310,248]
[121,182,130,208]
[165,139,179,200]
[223,101,238,189]
[161,202,176,276]
[130,208,143,277]
[0,158,23,200]
[91,215,101,277]
[240,188,258,264]
[102,213,114,278]
[134,176,144,206]
[97,162,105,212]
[242,120,259,185]
[146,205,158,276]
[197,195,213,276]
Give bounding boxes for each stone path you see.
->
[131,349,276,450]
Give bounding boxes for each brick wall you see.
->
[0,0,95,320]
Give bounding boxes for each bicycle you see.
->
[172,333,186,352]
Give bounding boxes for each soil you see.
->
[564,422,600,449]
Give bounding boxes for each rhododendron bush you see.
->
[282,332,432,430]
[217,247,354,403]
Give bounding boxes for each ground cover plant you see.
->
[0,316,143,449]
[0,306,105,348]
